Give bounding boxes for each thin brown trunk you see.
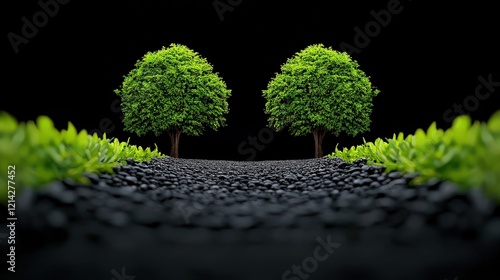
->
[313,129,319,158]
[313,128,327,158]
[168,129,181,158]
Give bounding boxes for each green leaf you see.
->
[63,122,77,143]
[488,110,500,132]
[0,112,18,133]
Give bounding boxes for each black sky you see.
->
[3,0,500,160]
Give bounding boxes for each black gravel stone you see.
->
[357,209,387,227]
[397,188,418,201]
[481,218,500,242]
[132,208,163,226]
[353,158,367,165]
[11,157,500,280]
[108,211,130,227]
[192,215,226,229]
[46,210,68,228]
[404,200,439,215]
[427,181,461,203]
[83,172,100,184]
[227,216,257,229]
[54,191,77,205]
[375,197,398,209]
[387,171,402,179]
[467,188,495,215]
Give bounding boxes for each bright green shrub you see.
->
[0,112,166,204]
[329,111,500,203]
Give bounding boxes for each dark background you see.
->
[3,0,499,160]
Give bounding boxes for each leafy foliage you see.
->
[0,112,166,204]
[114,43,231,137]
[328,111,500,203]
[262,44,379,136]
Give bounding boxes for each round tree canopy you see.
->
[115,43,231,137]
[263,43,379,137]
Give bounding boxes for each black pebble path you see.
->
[2,157,500,280]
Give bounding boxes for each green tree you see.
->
[115,43,231,158]
[262,44,380,158]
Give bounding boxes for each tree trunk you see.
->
[168,129,182,158]
[312,128,327,158]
